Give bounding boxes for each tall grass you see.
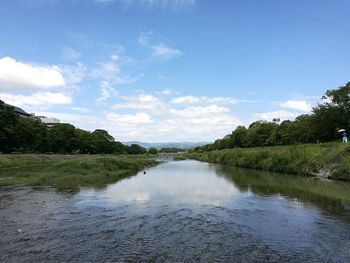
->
[185,143,350,179]
[0,155,158,189]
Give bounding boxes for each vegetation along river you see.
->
[1,160,350,262]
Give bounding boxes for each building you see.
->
[1,100,61,127]
[35,116,61,127]
[0,100,32,118]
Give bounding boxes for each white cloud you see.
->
[174,105,230,119]
[111,54,120,61]
[91,62,121,79]
[0,92,72,109]
[97,81,119,103]
[71,107,92,113]
[171,96,237,105]
[112,93,166,112]
[208,97,237,104]
[161,89,173,95]
[26,90,242,142]
[280,100,312,112]
[151,44,183,59]
[0,57,65,90]
[109,97,241,141]
[255,110,301,121]
[106,112,152,125]
[61,47,80,61]
[171,95,200,104]
[91,61,143,84]
[60,62,87,85]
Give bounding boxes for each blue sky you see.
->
[0,0,349,142]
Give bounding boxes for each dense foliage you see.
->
[193,82,350,152]
[159,147,185,153]
[0,101,147,154]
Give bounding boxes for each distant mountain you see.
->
[122,141,210,150]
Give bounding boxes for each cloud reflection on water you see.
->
[102,160,241,206]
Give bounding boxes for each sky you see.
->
[0,0,349,142]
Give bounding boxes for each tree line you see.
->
[0,101,148,154]
[193,82,350,152]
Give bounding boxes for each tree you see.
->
[126,144,147,154]
[47,124,79,153]
[0,101,19,152]
[312,82,350,141]
[92,129,115,142]
[231,126,248,147]
[0,100,131,154]
[192,81,350,153]
[148,147,158,154]
[245,121,278,147]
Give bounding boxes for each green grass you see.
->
[185,142,350,180]
[0,155,158,189]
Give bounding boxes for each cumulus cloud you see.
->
[0,92,72,109]
[106,91,242,141]
[106,112,152,125]
[151,44,183,59]
[0,57,65,90]
[280,100,312,112]
[173,105,230,122]
[255,110,301,121]
[103,108,240,141]
[43,89,242,142]
[112,94,161,110]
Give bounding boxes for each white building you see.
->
[38,116,60,127]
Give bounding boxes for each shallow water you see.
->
[1,160,350,262]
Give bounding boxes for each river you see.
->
[1,160,350,262]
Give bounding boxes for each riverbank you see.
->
[184,143,350,181]
[0,155,158,189]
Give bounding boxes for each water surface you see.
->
[1,160,350,262]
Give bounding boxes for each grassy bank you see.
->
[184,143,350,181]
[0,155,158,189]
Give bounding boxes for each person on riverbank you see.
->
[342,131,348,143]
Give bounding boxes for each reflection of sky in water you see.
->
[82,160,242,206]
